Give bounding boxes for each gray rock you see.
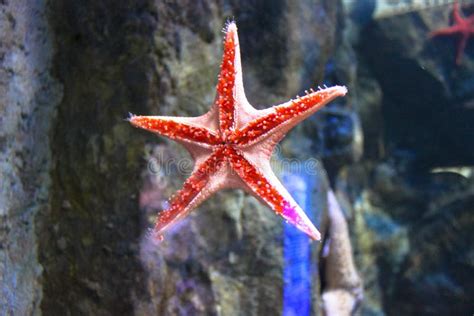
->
[0,0,62,314]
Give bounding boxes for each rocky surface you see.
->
[0,0,62,314]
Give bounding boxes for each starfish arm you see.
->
[453,1,464,25]
[227,147,321,240]
[430,25,463,37]
[129,115,222,146]
[215,22,239,134]
[153,147,226,236]
[230,85,347,146]
[456,34,469,65]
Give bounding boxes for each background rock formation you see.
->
[0,0,62,314]
[1,0,473,315]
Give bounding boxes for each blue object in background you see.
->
[282,171,316,316]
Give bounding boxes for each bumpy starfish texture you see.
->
[430,1,474,64]
[130,22,347,241]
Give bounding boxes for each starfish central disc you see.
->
[130,22,347,241]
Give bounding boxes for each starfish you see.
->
[430,1,474,65]
[129,22,347,241]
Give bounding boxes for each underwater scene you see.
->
[1,0,474,315]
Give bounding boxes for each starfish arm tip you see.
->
[300,222,322,241]
[145,228,165,244]
[128,115,146,129]
[322,85,348,99]
[281,203,322,241]
[338,85,348,96]
[319,85,347,96]
[225,20,237,33]
[128,114,139,126]
[311,230,322,241]
[428,30,438,38]
[126,112,136,122]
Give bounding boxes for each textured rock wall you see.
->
[1,0,365,315]
[39,0,161,314]
[0,0,62,314]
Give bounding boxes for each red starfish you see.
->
[130,22,347,241]
[430,1,474,65]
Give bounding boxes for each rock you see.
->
[330,4,474,314]
[0,0,62,314]
[390,191,474,315]
[320,191,363,316]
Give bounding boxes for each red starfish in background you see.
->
[130,22,347,241]
[430,1,474,65]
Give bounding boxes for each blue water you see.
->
[282,171,317,316]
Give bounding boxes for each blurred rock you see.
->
[327,4,474,315]
[391,189,474,315]
[357,6,474,168]
[320,191,363,316]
